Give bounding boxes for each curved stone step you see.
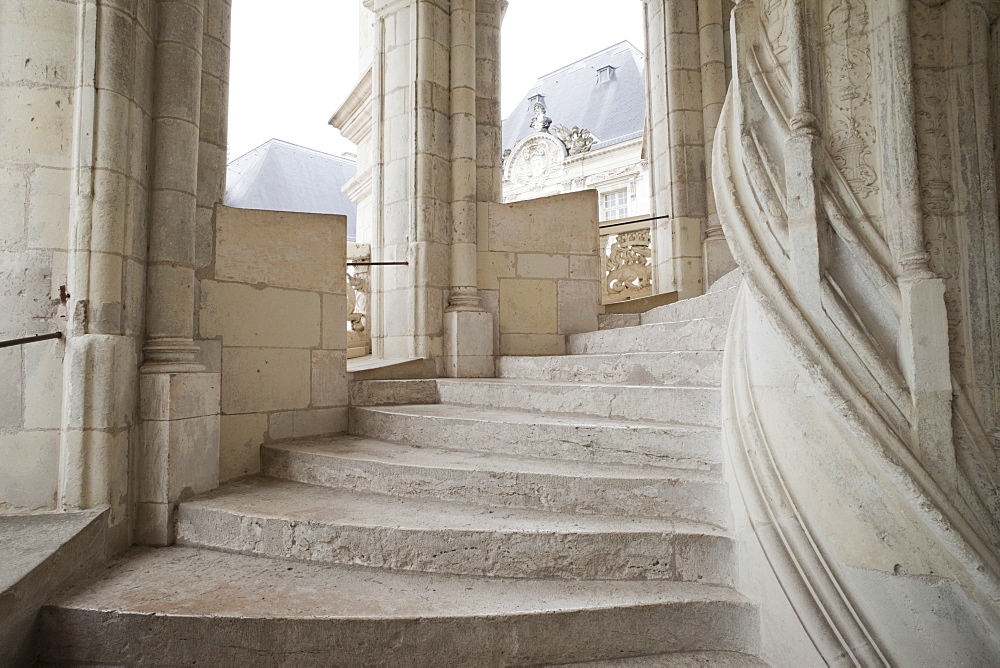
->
[38,547,759,666]
[567,318,729,355]
[349,404,722,472]
[561,650,768,667]
[497,351,723,387]
[175,478,735,584]
[435,378,721,428]
[262,437,729,526]
[640,285,739,325]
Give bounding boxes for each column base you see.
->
[444,310,495,378]
[137,371,221,546]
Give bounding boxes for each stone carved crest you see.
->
[553,124,598,155]
[506,134,566,188]
[605,230,652,299]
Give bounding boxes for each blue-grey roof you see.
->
[226,139,358,241]
[502,41,646,154]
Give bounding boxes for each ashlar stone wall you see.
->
[200,206,348,482]
[479,191,600,356]
[0,0,84,513]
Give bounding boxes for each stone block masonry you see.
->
[478,190,601,356]
[200,206,348,485]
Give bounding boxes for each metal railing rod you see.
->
[347,261,410,266]
[599,214,671,230]
[0,332,63,349]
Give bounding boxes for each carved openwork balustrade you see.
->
[347,242,371,359]
[600,216,653,305]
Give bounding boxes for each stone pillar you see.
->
[443,0,494,377]
[364,0,495,374]
[644,0,708,299]
[57,0,159,550]
[873,0,955,483]
[699,0,736,286]
[136,0,221,546]
[783,0,823,305]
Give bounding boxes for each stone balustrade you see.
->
[600,217,653,305]
[347,242,372,360]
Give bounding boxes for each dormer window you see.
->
[597,65,616,83]
[528,93,546,107]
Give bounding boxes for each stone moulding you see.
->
[723,288,889,666]
[715,2,1000,661]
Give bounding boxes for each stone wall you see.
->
[0,0,83,513]
[479,191,600,356]
[200,206,347,483]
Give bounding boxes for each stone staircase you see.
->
[37,275,764,665]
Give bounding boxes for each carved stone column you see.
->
[136,0,221,545]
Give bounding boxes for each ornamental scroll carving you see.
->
[604,229,652,301]
[822,0,880,208]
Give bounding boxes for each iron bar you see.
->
[0,332,63,349]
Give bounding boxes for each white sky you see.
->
[227,1,645,161]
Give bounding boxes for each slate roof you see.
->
[225,139,358,241]
[502,41,646,154]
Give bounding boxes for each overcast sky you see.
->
[227,1,645,161]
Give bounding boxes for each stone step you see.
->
[567,318,729,355]
[38,546,759,666]
[562,651,769,667]
[640,285,739,326]
[435,378,721,428]
[175,477,734,584]
[497,351,723,387]
[350,404,721,471]
[262,437,729,526]
[349,378,439,407]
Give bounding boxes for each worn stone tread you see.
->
[497,351,723,387]
[350,403,722,471]
[39,547,758,666]
[566,317,729,355]
[176,477,733,582]
[434,378,721,427]
[265,436,721,484]
[262,436,728,525]
[559,650,768,667]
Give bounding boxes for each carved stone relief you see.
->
[604,229,653,301]
[821,0,880,216]
[553,124,598,155]
[506,134,566,190]
[912,2,966,378]
[760,0,791,69]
